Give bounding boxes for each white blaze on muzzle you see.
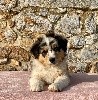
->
[48,50,55,58]
[43,35,56,59]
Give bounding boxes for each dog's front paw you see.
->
[29,78,44,92]
[48,83,60,92]
[30,82,44,92]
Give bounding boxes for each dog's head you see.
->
[30,31,68,65]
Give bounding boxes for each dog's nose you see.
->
[49,58,55,63]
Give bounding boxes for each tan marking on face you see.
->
[38,54,49,67]
[38,49,65,66]
[40,46,48,53]
[56,49,65,64]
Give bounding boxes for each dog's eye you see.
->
[42,50,47,57]
[42,50,47,54]
[53,47,58,52]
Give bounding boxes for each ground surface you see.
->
[0,72,98,100]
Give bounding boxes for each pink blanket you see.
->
[0,72,98,100]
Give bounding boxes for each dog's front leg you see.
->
[29,77,44,92]
[48,75,70,92]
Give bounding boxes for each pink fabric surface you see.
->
[0,72,98,100]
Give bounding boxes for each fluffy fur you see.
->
[29,31,70,92]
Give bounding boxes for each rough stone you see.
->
[48,14,60,23]
[1,0,98,14]
[0,46,30,61]
[0,0,17,10]
[0,58,8,65]
[7,19,15,28]
[48,8,67,14]
[55,13,81,37]
[0,20,7,30]
[0,65,21,71]
[68,49,81,67]
[90,0,98,9]
[89,59,98,73]
[38,8,48,17]
[6,59,22,71]
[9,46,31,61]
[13,8,52,35]
[68,36,85,49]
[84,13,97,34]
[16,37,34,51]
[85,34,98,45]
[4,28,17,43]
[0,47,11,58]
[0,0,98,72]
[13,13,26,31]
[80,45,98,62]
[0,32,5,42]
[11,0,98,10]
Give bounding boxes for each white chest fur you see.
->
[31,59,68,84]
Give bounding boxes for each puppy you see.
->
[29,31,70,92]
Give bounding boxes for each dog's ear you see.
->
[30,37,42,58]
[55,35,68,52]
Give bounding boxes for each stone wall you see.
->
[0,0,98,72]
